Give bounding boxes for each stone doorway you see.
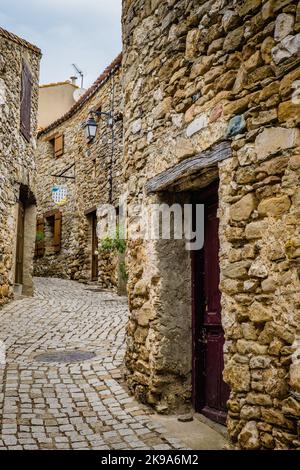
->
[13,184,36,296]
[126,143,232,414]
[191,183,230,425]
[85,208,99,282]
[152,184,229,421]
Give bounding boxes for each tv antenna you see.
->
[72,64,84,88]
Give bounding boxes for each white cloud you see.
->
[0,0,122,87]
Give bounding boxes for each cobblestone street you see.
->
[0,278,187,450]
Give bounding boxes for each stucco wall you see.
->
[38,82,77,129]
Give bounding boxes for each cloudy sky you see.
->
[0,0,122,88]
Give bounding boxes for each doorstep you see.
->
[151,413,228,450]
[194,413,228,439]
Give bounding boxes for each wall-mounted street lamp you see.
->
[83,110,113,142]
[82,69,120,205]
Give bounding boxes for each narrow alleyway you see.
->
[0,278,225,450]
[0,278,182,450]
[0,279,181,449]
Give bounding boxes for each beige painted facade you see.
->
[38,81,79,129]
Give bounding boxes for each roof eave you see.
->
[0,26,42,56]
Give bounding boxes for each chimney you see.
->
[70,76,77,86]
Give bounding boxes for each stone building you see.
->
[0,27,41,306]
[34,55,125,292]
[122,0,300,449]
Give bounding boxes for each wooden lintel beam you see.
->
[145,141,232,194]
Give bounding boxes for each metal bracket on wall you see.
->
[51,163,75,180]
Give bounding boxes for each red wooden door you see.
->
[192,190,230,424]
[91,212,98,281]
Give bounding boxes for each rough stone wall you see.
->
[34,62,124,289]
[122,0,300,448]
[0,28,41,306]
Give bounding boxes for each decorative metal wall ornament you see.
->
[51,185,68,206]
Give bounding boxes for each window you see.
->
[35,210,62,257]
[20,60,33,142]
[45,215,55,255]
[49,134,64,158]
[35,217,45,257]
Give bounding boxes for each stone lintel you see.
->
[145,141,232,194]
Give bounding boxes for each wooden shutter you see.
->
[53,211,62,253]
[54,134,64,158]
[20,60,32,142]
[35,217,45,257]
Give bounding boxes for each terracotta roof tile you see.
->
[0,26,41,55]
[38,53,122,137]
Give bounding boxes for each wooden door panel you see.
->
[205,329,225,411]
[192,187,230,425]
[204,203,221,325]
[15,203,25,284]
[91,212,98,281]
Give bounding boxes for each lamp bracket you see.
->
[91,110,111,118]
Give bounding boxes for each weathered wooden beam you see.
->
[84,205,97,216]
[145,141,232,194]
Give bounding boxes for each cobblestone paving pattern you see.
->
[0,278,186,450]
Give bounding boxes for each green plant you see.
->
[36,231,45,242]
[99,224,126,254]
